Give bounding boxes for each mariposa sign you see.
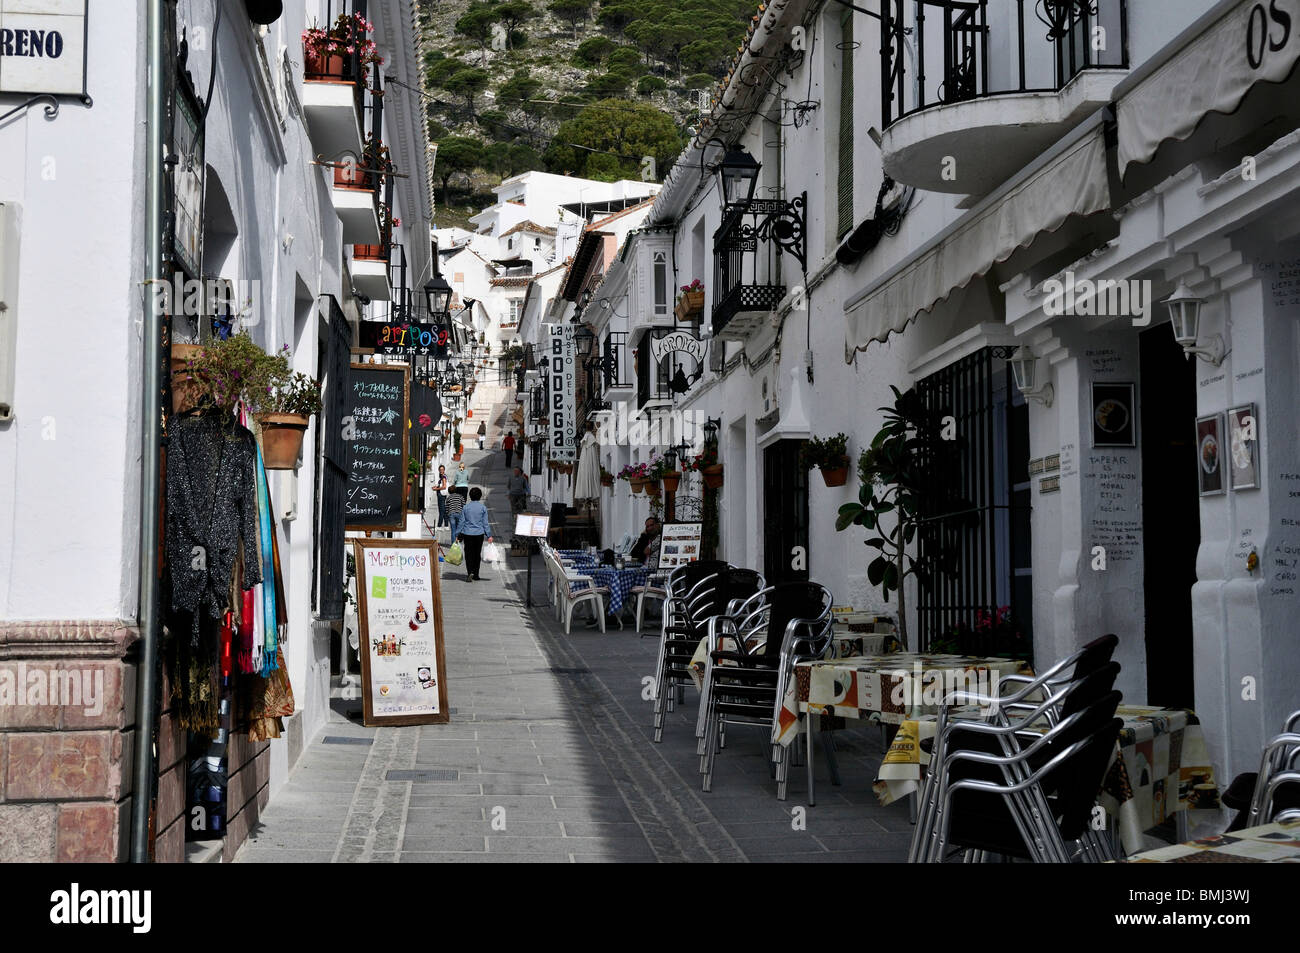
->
[359,321,451,358]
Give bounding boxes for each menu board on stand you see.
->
[352,539,450,726]
[658,521,704,570]
[345,363,409,531]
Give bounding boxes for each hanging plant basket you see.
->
[629,477,646,494]
[701,464,724,489]
[674,290,705,322]
[820,459,850,487]
[601,474,614,488]
[304,50,347,80]
[257,413,310,470]
[661,470,681,493]
[645,480,661,498]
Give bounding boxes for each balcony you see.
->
[879,0,1128,197]
[331,162,381,244]
[712,195,806,341]
[351,242,391,300]
[596,332,633,405]
[301,44,366,165]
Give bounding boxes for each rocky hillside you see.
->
[416,0,757,226]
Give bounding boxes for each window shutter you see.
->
[837,9,855,240]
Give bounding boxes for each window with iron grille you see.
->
[913,346,1032,652]
[653,251,668,318]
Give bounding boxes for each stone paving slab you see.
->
[237,418,912,863]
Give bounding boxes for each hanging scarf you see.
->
[253,439,279,675]
[237,588,256,675]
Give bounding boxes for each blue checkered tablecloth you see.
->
[570,566,649,615]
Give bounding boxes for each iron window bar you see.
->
[711,193,807,338]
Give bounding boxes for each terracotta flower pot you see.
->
[353,243,386,260]
[334,162,372,190]
[630,477,646,495]
[305,50,346,80]
[601,475,613,488]
[820,461,850,487]
[257,413,310,470]
[169,342,205,415]
[702,464,724,489]
[660,471,681,493]
[645,480,661,498]
[675,290,705,321]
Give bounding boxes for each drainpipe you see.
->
[132,0,167,863]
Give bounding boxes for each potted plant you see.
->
[618,462,647,494]
[186,333,288,416]
[643,452,665,497]
[406,455,422,488]
[801,432,851,487]
[170,340,206,414]
[302,12,383,83]
[257,370,321,469]
[675,279,705,321]
[689,446,723,489]
[600,466,614,488]
[661,463,681,493]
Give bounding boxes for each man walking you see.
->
[507,466,530,514]
[503,430,516,468]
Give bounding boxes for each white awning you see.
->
[1116,0,1300,178]
[844,121,1110,354]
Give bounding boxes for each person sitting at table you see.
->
[630,517,661,562]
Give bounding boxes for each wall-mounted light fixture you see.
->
[1164,282,1223,366]
[1009,346,1054,407]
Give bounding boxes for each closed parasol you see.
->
[574,430,602,502]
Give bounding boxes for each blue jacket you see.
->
[458,500,493,537]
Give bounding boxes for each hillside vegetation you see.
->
[416,0,757,222]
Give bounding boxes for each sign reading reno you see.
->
[0,1,89,97]
[548,322,577,462]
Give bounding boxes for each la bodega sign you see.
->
[0,1,89,99]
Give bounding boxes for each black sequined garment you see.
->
[166,413,262,639]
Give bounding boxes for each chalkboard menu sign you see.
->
[359,321,451,358]
[352,538,450,727]
[345,363,409,531]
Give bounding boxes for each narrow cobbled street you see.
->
[236,398,910,863]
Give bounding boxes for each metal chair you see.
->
[696,582,834,794]
[1224,710,1300,830]
[651,561,730,742]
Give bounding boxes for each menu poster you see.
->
[345,363,409,531]
[353,539,449,726]
[658,521,703,570]
[514,513,550,537]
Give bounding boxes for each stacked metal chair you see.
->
[650,560,730,742]
[909,634,1123,862]
[1223,711,1300,828]
[696,582,834,794]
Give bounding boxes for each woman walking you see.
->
[476,420,487,450]
[433,464,449,528]
[447,461,470,541]
[457,487,494,581]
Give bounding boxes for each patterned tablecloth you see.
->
[689,632,898,693]
[576,565,649,616]
[1119,819,1300,863]
[874,705,1220,854]
[776,653,1031,747]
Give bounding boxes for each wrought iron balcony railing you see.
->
[712,194,806,339]
[881,0,1129,128]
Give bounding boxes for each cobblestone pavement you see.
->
[236,401,912,862]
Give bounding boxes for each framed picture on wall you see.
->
[1196,413,1225,496]
[1091,383,1136,448]
[1228,404,1260,491]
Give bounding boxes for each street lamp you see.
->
[1009,346,1054,407]
[1164,282,1223,366]
[703,416,721,449]
[714,147,761,205]
[424,274,452,317]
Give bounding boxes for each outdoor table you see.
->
[1117,818,1300,863]
[688,630,898,693]
[583,565,649,618]
[874,704,1220,855]
[775,652,1031,747]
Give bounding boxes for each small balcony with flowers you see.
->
[878,0,1129,198]
[301,9,378,168]
[351,203,395,301]
[331,131,386,245]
